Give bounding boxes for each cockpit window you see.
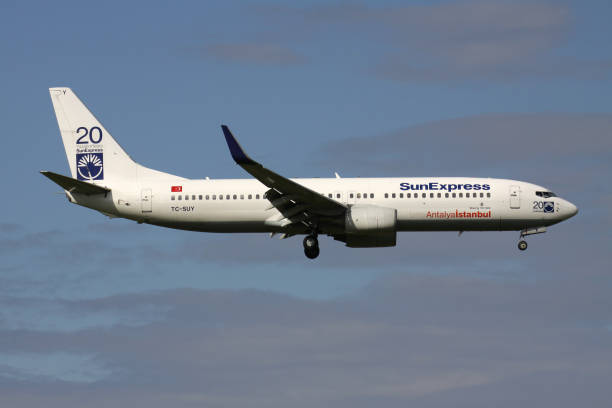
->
[536,191,557,198]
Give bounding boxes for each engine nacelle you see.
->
[344,205,397,247]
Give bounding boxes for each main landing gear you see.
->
[518,240,528,251]
[303,234,320,259]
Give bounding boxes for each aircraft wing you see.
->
[222,126,346,230]
[40,171,110,195]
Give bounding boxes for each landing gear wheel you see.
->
[518,240,528,251]
[303,235,318,249]
[305,246,320,259]
[303,235,319,259]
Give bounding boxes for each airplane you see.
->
[42,88,578,259]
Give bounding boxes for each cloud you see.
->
[376,55,612,82]
[315,113,612,183]
[196,43,306,66]
[1,271,611,406]
[0,352,111,383]
[257,1,612,82]
[0,296,169,332]
[0,230,65,255]
[0,223,21,234]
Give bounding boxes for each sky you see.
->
[1,0,611,406]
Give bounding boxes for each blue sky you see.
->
[1,0,611,406]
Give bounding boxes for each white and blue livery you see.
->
[42,88,578,259]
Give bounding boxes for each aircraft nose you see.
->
[565,201,578,218]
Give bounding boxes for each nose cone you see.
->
[564,201,578,219]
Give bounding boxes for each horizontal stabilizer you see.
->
[40,171,110,195]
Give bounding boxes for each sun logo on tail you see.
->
[76,153,104,181]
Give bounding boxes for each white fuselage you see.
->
[70,176,577,233]
[46,87,579,255]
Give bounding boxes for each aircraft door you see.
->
[509,185,520,209]
[141,188,152,213]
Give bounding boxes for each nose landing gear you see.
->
[517,227,546,251]
[303,234,319,259]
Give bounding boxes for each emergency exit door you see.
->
[141,188,152,213]
[509,185,520,209]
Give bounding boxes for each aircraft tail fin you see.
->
[48,87,138,184]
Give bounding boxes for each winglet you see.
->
[221,125,257,165]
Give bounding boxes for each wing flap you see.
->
[40,171,110,195]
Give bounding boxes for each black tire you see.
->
[305,246,320,259]
[518,240,528,251]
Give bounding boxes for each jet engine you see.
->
[343,204,397,247]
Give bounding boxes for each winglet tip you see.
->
[221,125,256,165]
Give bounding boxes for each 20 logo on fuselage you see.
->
[532,201,555,213]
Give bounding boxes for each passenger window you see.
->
[233,194,237,200]
[178,195,182,200]
[430,193,434,198]
[422,193,426,198]
[185,195,189,200]
[336,193,341,199]
[407,193,411,198]
[205,195,209,200]
[212,195,216,200]
[487,193,491,198]
[349,193,354,198]
[363,193,367,199]
[385,193,388,198]
[399,193,403,198]
[191,195,195,200]
[480,192,484,198]
[437,193,441,198]
[199,195,202,200]
[256,194,260,199]
[226,195,230,200]
[171,195,175,200]
[219,195,223,200]
[459,193,463,198]
[248,194,252,199]
[328,193,332,198]
[452,193,456,198]
[370,193,374,198]
[445,193,449,198]
[356,193,361,199]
